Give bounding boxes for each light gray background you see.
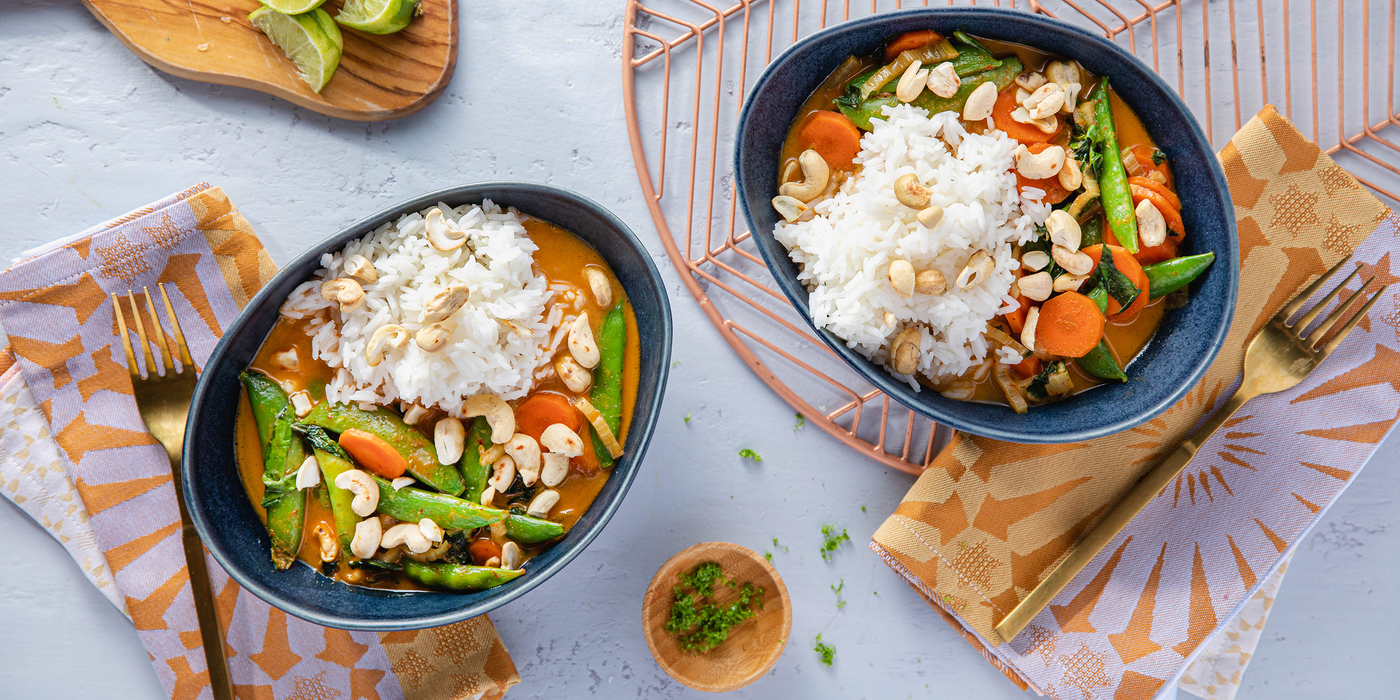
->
[1,1,1397,698]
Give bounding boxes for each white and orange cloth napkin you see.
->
[873,106,1400,699]
[0,184,520,700]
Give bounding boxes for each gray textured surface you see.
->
[0,1,1396,698]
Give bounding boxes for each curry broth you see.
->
[235,215,641,587]
[776,33,1173,406]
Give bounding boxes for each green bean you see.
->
[372,476,505,530]
[1091,78,1138,254]
[1079,213,1105,249]
[913,57,1023,116]
[401,560,524,591]
[590,305,627,470]
[1086,286,1109,315]
[1076,340,1128,382]
[301,401,464,495]
[1144,252,1216,300]
[458,417,494,503]
[505,513,566,544]
[297,424,360,553]
[240,372,305,570]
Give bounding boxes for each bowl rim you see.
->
[734,6,1239,444]
[183,181,673,629]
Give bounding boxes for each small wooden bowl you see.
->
[642,542,791,692]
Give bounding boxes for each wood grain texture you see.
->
[81,0,456,121]
[642,542,791,693]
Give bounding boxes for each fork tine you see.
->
[1307,277,1374,344]
[159,284,195,369]
[1276,253,1353,324]
[112,294,141,379]
[1293,264,1363,331]
[126,291,161,378]
[142,286,174,374]
[1319,285,1389,358]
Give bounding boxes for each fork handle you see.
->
[994,384,1259,643]
[170,456,236,700]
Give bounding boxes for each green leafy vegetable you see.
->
[1069,123,1103,179]
[794,413,805,431]
[764,551,773,562]
[684,413,691,424]
[820,524,850,561]
[739,448,762,462]
[664,561,765,653]
[1026,361,1069,401]
[813,634,836,666]
[831,579,847,609]
[1151,148,1167,165]
[1092,246,1142,311]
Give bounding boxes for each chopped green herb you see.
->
[813,634,836,666]
[1069,122,1103,178]
[684,413,691,424]
[1026,361,1068,401]
[739,448,762,462]
[861,505,867,513]
[1151,148,1167,165]
[665,561,765,654]
[794,413,805,431]
[820,524,850,561]
[764,551,773,562]
[1090,245,1142,311]
[831,579,847,609]
[771,537,789,554]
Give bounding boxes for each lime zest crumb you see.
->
[820,524,850,561]
[831,579,846,609]
[794,413,805,431]
[684,413,691,424]
[813,634,836,666]
[739,448,762,462]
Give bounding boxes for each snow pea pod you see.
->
[372,475,505,530]
[1144,252,1216,299]
[505,513,565,544]
[240,372,305,570]
[1076,341,1128,382]
[458,416,494,503]
[912,56,1023,117]
[295,425,359,554]
[301,401,464,495]
[401,560,524,591]
[1086,286,1109,315]
[1091,79,1139,254]
[590,305,626,470]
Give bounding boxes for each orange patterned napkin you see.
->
[873,106,1400,699]
[0,184,520,700]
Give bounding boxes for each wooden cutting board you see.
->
[81,0,457,121]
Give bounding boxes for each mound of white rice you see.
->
[281,200,555,413]
[773,104,1051,387]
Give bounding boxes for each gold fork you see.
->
[996,254,1389,643]
[114,285,234,700]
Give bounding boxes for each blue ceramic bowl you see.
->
[184,183,672,630]
[735,8,1238,444]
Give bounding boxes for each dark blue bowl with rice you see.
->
[735,8,1237,444]
[184,183,672,630]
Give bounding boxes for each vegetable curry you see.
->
[773,30,1214,412]
[235,217,641,591]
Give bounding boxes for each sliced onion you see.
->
[1121,149,1145,177]
[570,396,623,458]
[994,362,1029,414]
[1045,364,1074,396]
[984,325,1028,357]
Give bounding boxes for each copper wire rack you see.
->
[621,0,1400,475]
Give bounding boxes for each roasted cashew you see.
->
[927,62,960,98]
[541,453,569,488]
[350,517,382,559]
[435,417,465,465]
[1045,210,1082,250]
[367,324,408,367]
[1021,307,1040,352]
[464,393,515,444]
[381,523,431,554]
[479,485,498,507]
[778,149,830,203]
[583,267,613,308]
[312,523,338,562]
[422,284,470,325]
[1022,83,1065,120]
[402,403,429,426]
[962,81,998,121]
[554,355,593,393]
[507,433,542,487]
[295,454,320,490]
[540,424,584,457]
[527,490,561,518]
[888,259,916,297]
[501,541,523,570]
[1021,250,1051,272]
[425,208,467,252]
[568,313,600,369]
[1014,71,1046,91]
[915,269,946,295]
[391,476,416,490]
[893,173,932,209]
[895,60,929,102]
[916,205,944,229]
[956,250,994,289]
[1018,271,1053,301]
[892,327,921,375]
[1058,156,1083,191]
[320,278,365,313]
[487,455,516,492]
[1015,144,1066,180]
[344,254,378,284]
[1054,273,1088,293]
[419,518,444,544]
[415,324,453,353]
[334,469,379,517]
[1136,198,1168,248]
[1052,244,1095,276]
[771,195,807,223]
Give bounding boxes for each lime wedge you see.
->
[255,0,326,14]
[335,0,418,35]
[248,7,344,93]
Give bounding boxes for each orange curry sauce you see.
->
[235,217,641,588]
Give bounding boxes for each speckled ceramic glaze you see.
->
[735,8,1238,444]
[184,183,672,630]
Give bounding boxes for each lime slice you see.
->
[335,0,418,35]
[248,7,344,93]
[255,0,326,14]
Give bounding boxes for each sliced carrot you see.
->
[992,87,1061,144]
[338,428,408,479]
[1084,244,1150,321]
[1129,144,1172,188]
[1129,184,1186,237]
[1127,176,1181,210]
[799,111,863,169]
[1102,226,1178,266]
[1035,292,1106,358]
[469,539,502,566]
[1011,356,1042,379]
[515,392,582,442]
[1014,143,1072,204]
[1005,291,1032,334]
[884,30,942,61]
